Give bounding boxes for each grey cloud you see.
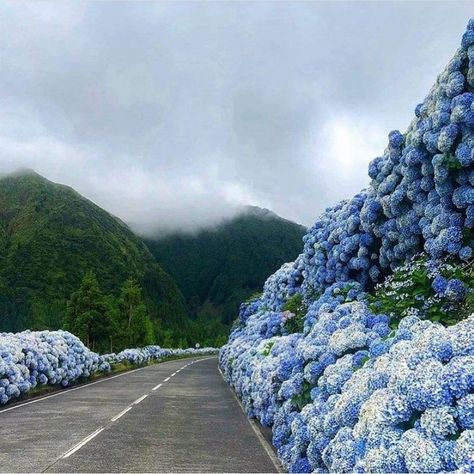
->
[0,1,473,233]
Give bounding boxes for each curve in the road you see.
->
[0,357,280,473]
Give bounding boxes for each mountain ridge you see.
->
[145,206,306,343]
[0,170,190,345]
[0,169,306,347]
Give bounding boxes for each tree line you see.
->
[63,271,158,353]
[63,271,230,353]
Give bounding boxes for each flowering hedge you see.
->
[0,329,217,406]
[220,19,474,473]
[102,345,218,366]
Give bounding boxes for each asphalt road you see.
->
[0,357,279,473]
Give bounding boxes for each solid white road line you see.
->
[152,383,162,391]
[0,357,217,416]
[0,357,205,416]
[0,366,151,415]
[62,428,105,459]
[133,394,148,405]
[111,406,133,422]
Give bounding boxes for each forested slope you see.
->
[0,170,189,345]
[145,206,305,345]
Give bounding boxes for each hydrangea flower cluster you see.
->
[0,330,218,406]
[0,330,106,404]
[259,260,305,312]
[220,19,474,473]
[367,255,474,327]
[312,315,474,473]
[103,346,218,366]
[296,19,474,298]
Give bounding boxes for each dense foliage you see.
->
[145,206,305,346]
[368,255,474,327]
[0,328,217,406]
[63,272,155,353]
[0,170,190,346]
[220,20,474,473]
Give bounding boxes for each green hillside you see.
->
[144,207,306,345]
[0,169,190,346]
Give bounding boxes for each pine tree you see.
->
[64,271,112,352]
[64,274,156,352]
[118,278,154,348]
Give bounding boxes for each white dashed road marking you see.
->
[133,394,148,405]
[111,406,133,422]
[62,428,105,459]
[57,358,213,460]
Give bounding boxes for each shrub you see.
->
[282,294,307,334]
[220,19,474,473]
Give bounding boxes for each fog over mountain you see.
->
[1,2,472,233]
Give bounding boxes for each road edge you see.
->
[218,366,284,474]
[0,355,212,414]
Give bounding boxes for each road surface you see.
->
[0,357,280,473]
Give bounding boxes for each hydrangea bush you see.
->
[0,329,217,406]
[220,20,474,473]
[103,345,218,366]
[368,254,474,327]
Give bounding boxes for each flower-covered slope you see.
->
[220,19,474,473]
[0,329,217,406]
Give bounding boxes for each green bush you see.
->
[282,293,307,334]
[291,381,313,410]
[368,255,474,328]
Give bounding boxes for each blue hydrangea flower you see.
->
[219,19,474,473]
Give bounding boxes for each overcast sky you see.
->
[1,2,472,234]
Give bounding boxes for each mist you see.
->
[1,1,472,234]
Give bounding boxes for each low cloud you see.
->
[0,2,472,233]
